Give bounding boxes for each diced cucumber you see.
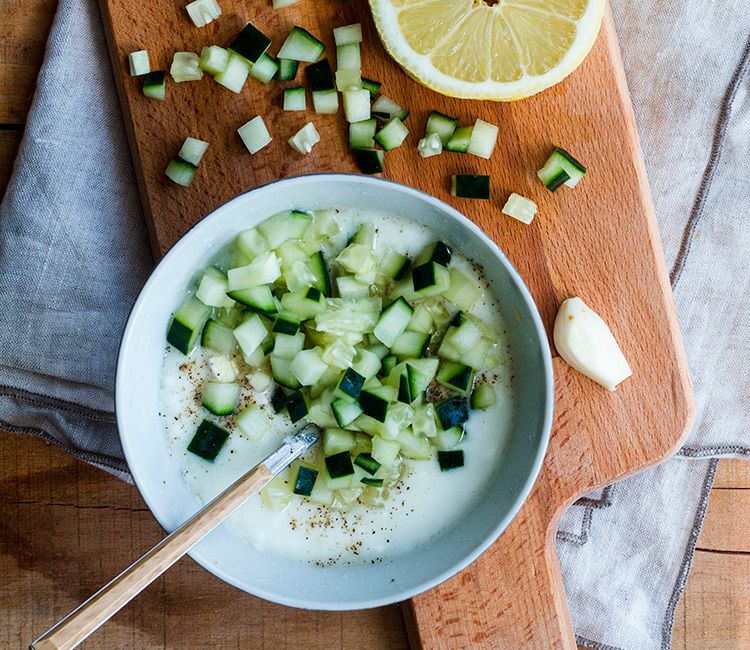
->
[334,367,365,400]
[273,311,301,335]
[227,285,277,314]
[437,361,475,394]
[333,23,363,46]
[437,449,464,471]
[433,426,464,451]
[201,319,236,354]
[227,252,281,289]
[411,261,450,296]
[425,111,457,145]
[258,210,311,249]
[368,343,389,360]
[235,404,268,438]
[170,52,202,83]
[336,43,361,71]
[361,77,381,98]
[249,53,279,83]
[502,193,537,225]
[538,147,586,190]
[407,303,432,333]
[238,116,272,154]
[195,267,232,308]
[288,122,321,154]
[336,69,362,92]
[229,21,272,65]
[451,174,490,199]
[325,451,355,478]
[202,382,240,415]
[280,287,325,320]
[236,227,268,257]
[199,46,229,75]
[374,118,408,151]
[143,71,166,100]
[285,390,308,422]
[165,158,197,187]
[398,430,431,460]
[276,58,299,81]
[128,50,150,76]
[293,464,318,496]
[233,314,268,357]
[353,452,380,475]
[353,148,384,174]
[167,295,211,354]
[213,53,250,93]
[445,125,473,153]
[271,387,289,413]
[178,137,209,166]
[312,89,339,114]
[418,133,443,158]
[323,428,356,455]
[361,477,383,487]
[306,59,334,90]
[467,119,499,159]
[290,347,328,385]
[278,26,325,63]
[390,331,429,358]
[416,241,452,267]
[271,355,301,389]
[352,348,382,379]
[308,251,332,297]
[374,297,413,347]
[412,403,437,438]
[331,398,363,427]
[371,95,409,121]
[471,383,497,410]
[343,89,371,123]
[187,419,230,461]
[379,250,409,280]
[186,0,221,28]
[442,267,481,311]
[436,395,470,430]
[248,369,272,392]
[371,436,400,466]
[337,276,370,299]
[358,389,390,422]
[381,354,397,375]
[321,338,356,370]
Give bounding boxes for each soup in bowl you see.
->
[116,174,553,609]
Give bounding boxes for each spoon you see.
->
[30,424,321,650]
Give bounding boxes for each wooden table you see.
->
[1,2,748,648]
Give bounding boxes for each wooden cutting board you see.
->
[99,0,694,646]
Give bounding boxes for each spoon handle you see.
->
[30,425,320,650]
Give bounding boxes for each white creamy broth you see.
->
[159,207,515,565]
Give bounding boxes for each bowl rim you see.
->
[115,172,554,610]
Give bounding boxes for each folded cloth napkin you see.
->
[0,0,747,647]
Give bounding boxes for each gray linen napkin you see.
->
[0,0,747,647]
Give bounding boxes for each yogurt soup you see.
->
[160,206,515,566]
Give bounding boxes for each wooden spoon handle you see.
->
[30,464,273,650]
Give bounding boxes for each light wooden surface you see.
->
[101,0,694,646]
[0,1,747,648]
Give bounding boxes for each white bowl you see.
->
[116,174,553,610]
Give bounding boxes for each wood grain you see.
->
[714,458,750,489]
[672,550,750,650]
[98,0,694,647]
[697,489,750,553]
[0,129,21,193]
[0,0,57,123]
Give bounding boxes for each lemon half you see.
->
[369,0,606,101]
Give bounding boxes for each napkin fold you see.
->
[0,0,747,647]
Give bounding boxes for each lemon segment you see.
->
[369,0,606,101]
